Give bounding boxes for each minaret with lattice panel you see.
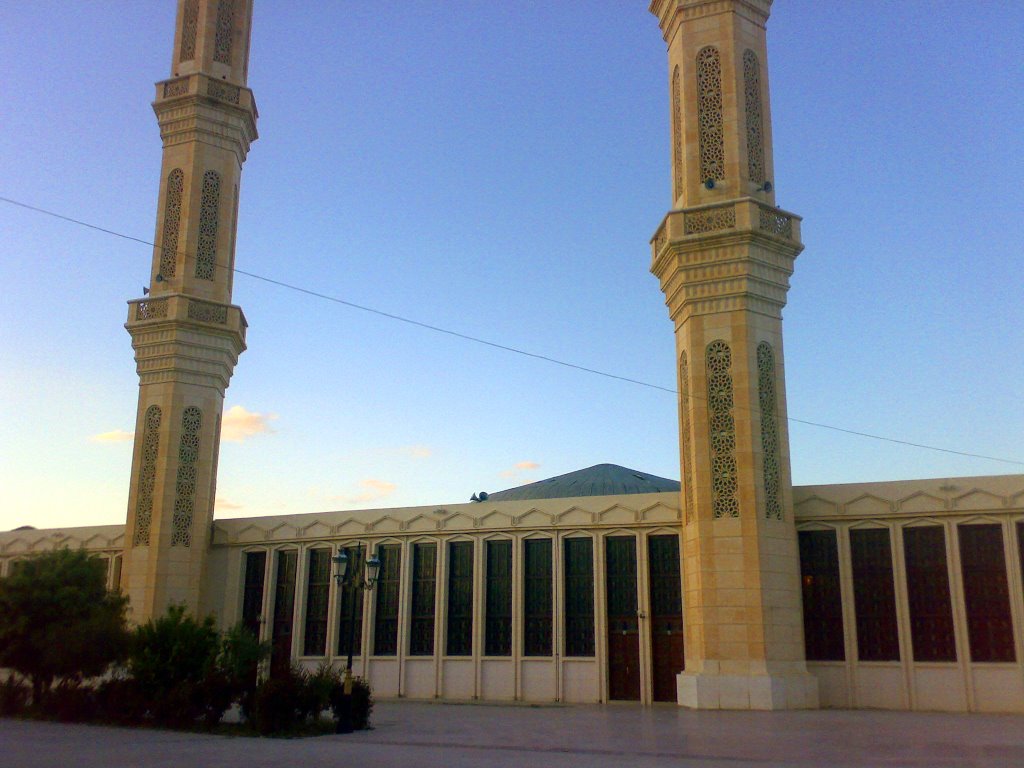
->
[121,0,257,621]
[648,0,818,708]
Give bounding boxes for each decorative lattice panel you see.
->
[163,79,189,98]
[132,405,162,546]
[680,353,696,524]
[759,208,793,238]
[672,65,683,200]
[214,0,235,65]
[179,0,199,62]
[207,80,240,104]
[684,205,735,235]
[195,171,221,280]
[187,299,228,324]
[136,299,169,320]
[171,407,202,547]
[706,340,739,518]
[743,50,765,185]
[757,342,782,519]
[696,46,725,183]
[160,169,183,278]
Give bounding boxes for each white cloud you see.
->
[404,445,432,459]
[334,479,397,505]
[90,429,134,443]
[215,497,243,511]
[499,460,541,479]
[221,405,277,443]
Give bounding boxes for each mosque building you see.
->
[2,0,1023,713]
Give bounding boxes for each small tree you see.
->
[129,604,221,725]
[0,549,129,706]
[217,622,269,719]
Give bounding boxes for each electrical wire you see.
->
[3,193,1022,468]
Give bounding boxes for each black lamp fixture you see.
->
[332,546,381,733]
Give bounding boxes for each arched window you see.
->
[160,170,183,279]
[679,352,696,523]
[706,340,738,518]
[757,342,782,519]
[195,171,221,280]
[743,50,765,185]
[133,405,162,547]
[672,65,683,200]
[171,407,202,546]
[214,0,235,65]
[696,47,725,183]
[179,0,199,62]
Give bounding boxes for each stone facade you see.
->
[4,474,1024,712]
[120,0,257,621]
[649,0,815,708]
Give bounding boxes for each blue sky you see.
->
[1,1,1022,531]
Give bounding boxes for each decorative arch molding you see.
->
[896,491,948,514]
[843,493,893,516]
[953,489,1006,510]
[597,504,640,525]
[333,518,368,536]
[794,495,839,518]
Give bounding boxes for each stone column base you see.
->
[677,671,819,710]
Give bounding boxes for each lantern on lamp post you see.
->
[332,546,381,733]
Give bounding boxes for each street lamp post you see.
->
[332,547,381,733]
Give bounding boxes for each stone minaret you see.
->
[648,0,818,709]
[121,0,257,621]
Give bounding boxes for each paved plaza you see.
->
[2,701,1023,768]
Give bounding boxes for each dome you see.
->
[482,463,679,502]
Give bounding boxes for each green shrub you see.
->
[301,661,341,721]
[129,604,221,726]
[93,675,146,724]
[329,674,373,731]
[250,666,305,735]
[0,676,29,716]
[218,623,269,720]
[41,680,96,723]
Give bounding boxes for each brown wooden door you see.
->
[648,535,684,702]
[606,536,640,700]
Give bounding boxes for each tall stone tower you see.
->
[121,0,257,621]
[648,0,818,709]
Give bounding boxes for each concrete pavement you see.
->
[2,700,1022,767]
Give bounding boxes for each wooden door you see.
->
[606,536,640,700]
[648,535,684,702]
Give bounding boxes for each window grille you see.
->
[523,539,553,656]
[446,541,474,656]
[409,543,437,656]
[485,540,512,656]
[903,526,956,662]
[849,529,900,661]
[372,545,401,656]
[563,538,595,657]
[798,530,845,661]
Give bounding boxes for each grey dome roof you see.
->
[483,464,679,502]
